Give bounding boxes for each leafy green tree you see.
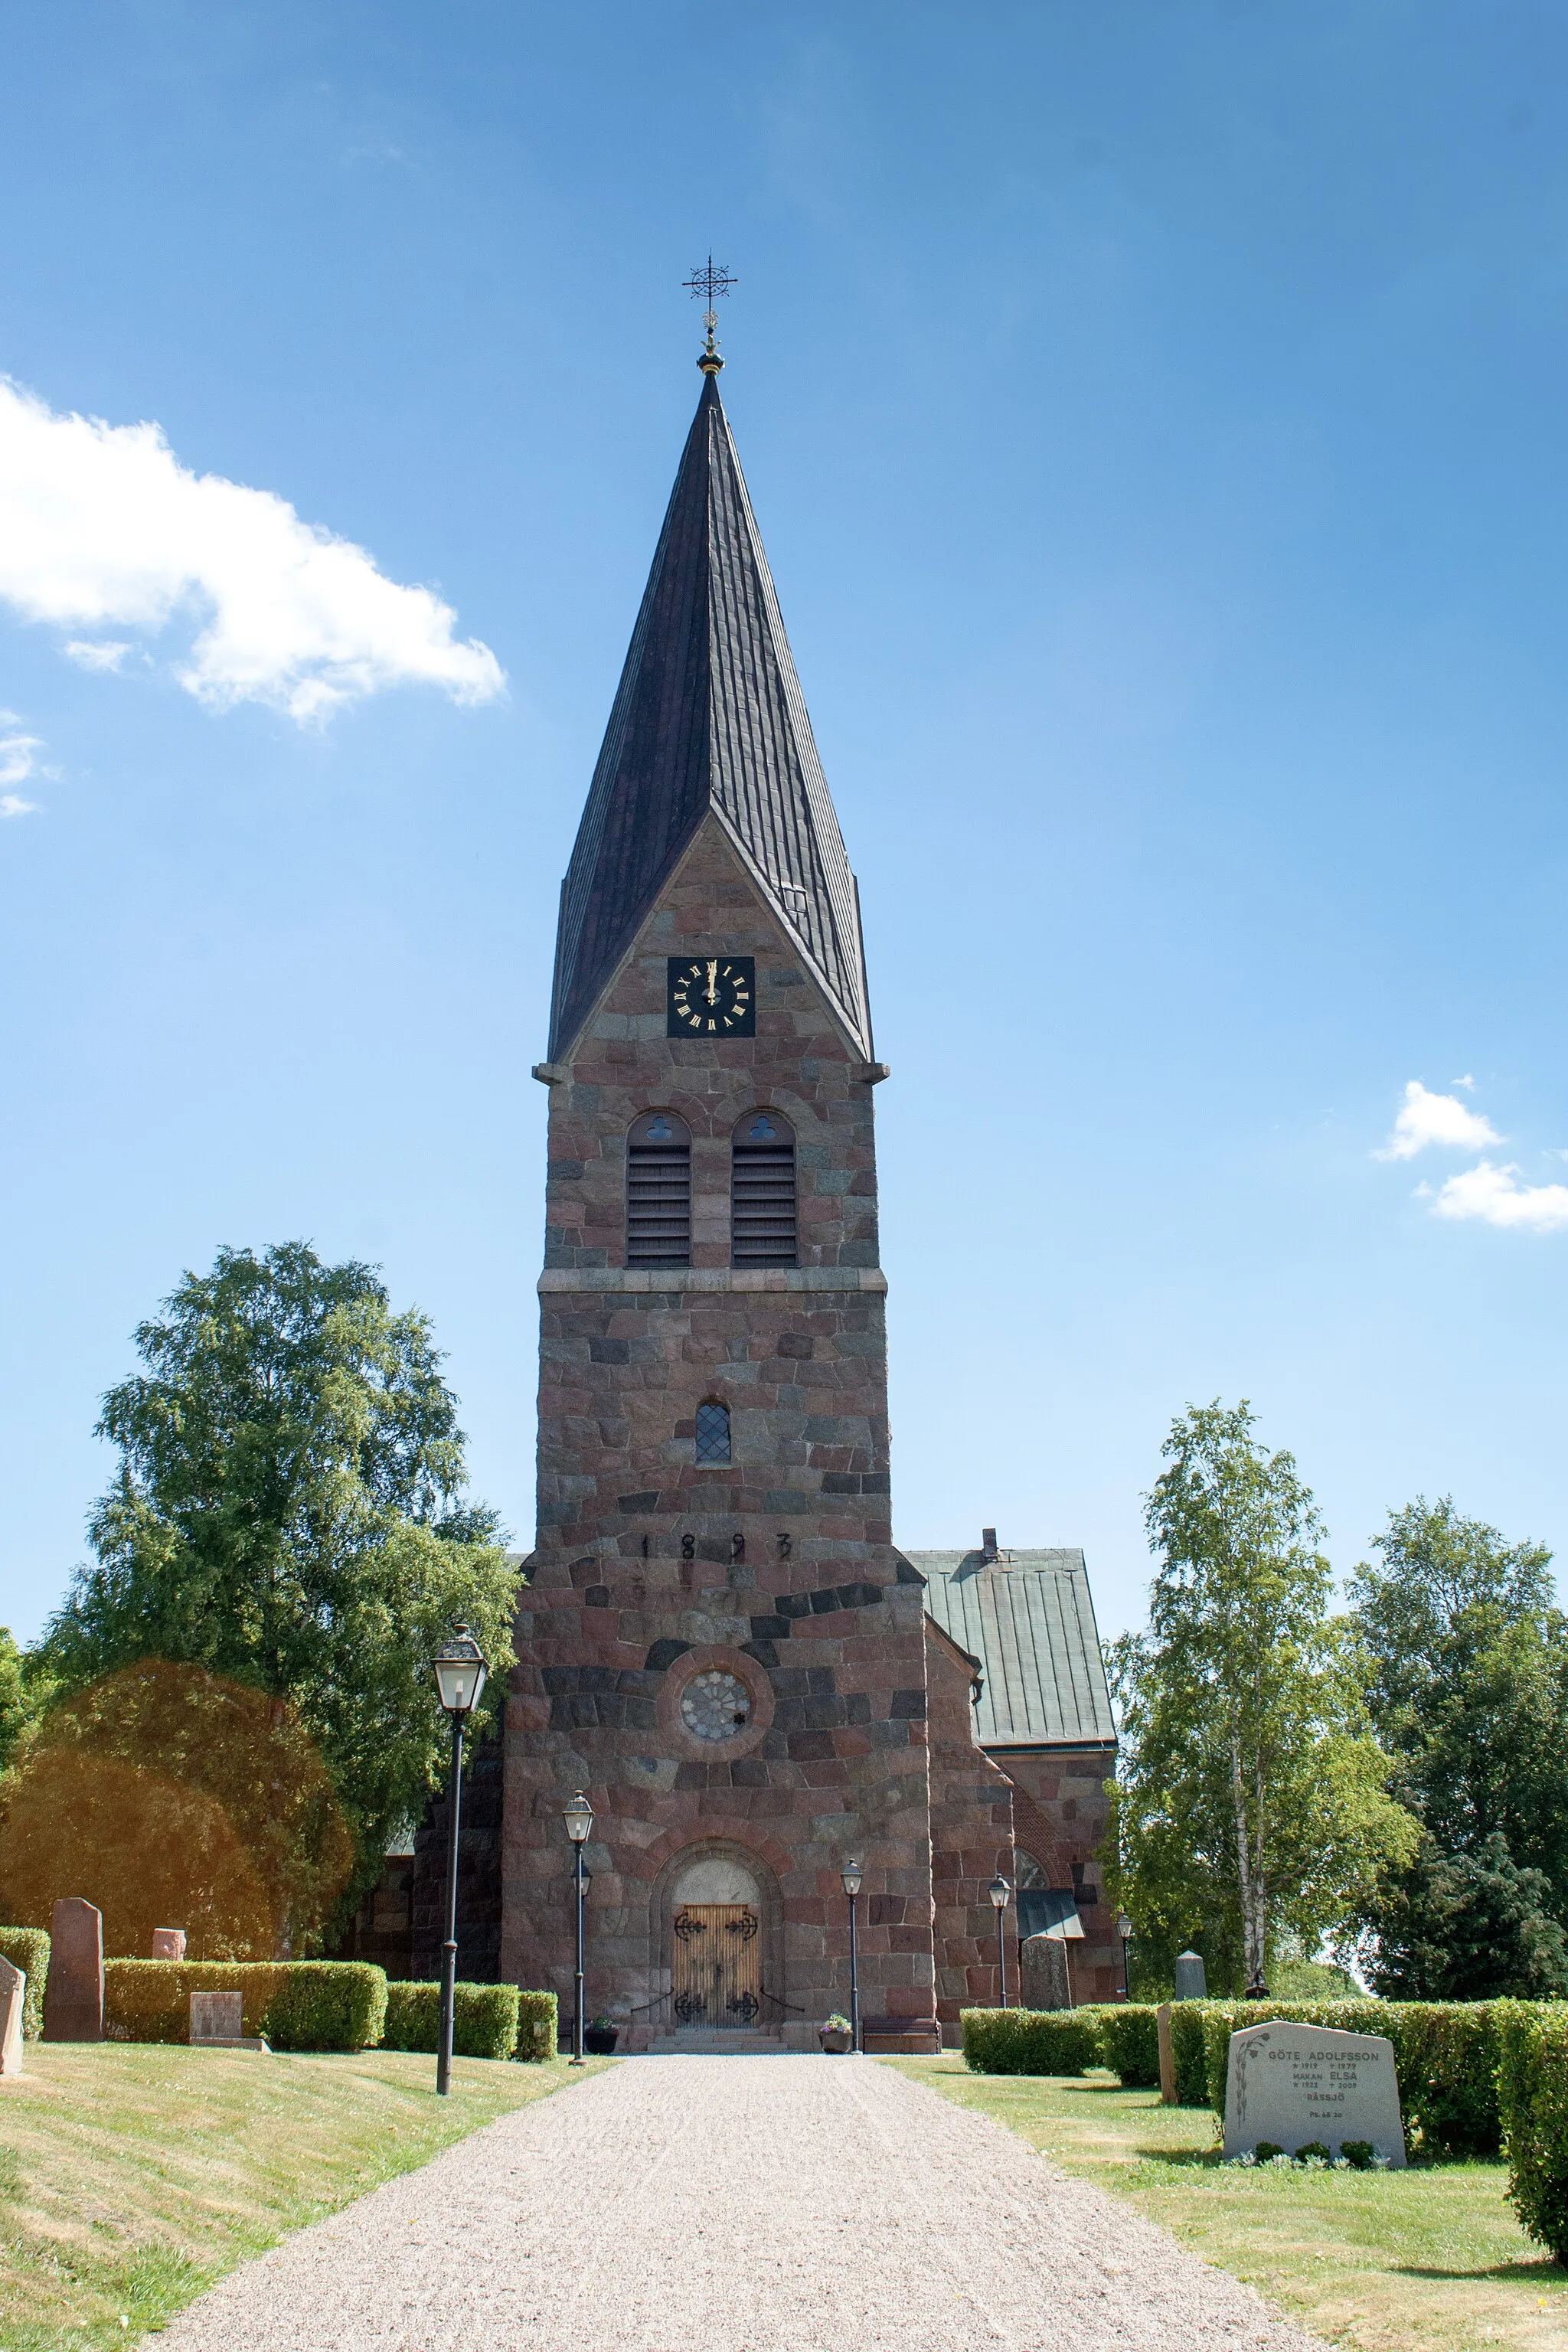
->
[0,1629,49,1779]
[0,1661,354,1958]
[1107,1400,1416,1994]
[1350,1498,1568,1995]
[1366,1832,1568,2000]
[35,1243,518,1939]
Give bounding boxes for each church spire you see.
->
[547,366,873,1062]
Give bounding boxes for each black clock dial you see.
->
[667,956,756,1037]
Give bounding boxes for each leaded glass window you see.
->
[694,1400,731,1465]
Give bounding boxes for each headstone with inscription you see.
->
[0,1956,24,2076]
[1172,1950,1207,2001]
[151,1928,187,1962]
[1223,2020,1405,2164]
[1020,1932,1072,2011]
[42,1898,104,2042]
[190,1991,243,2042]
[189,1991,270,2051]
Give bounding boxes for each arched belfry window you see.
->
[731,1109,796,1269]
[695,1400,732,1466]
[627,1112,691,1267]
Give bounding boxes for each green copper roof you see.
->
[910,1547,1116,1749]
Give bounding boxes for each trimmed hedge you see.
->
[518,1990,557,2063]
[103,1959,386,2051]
[1498,2000,1568,2259]
[382,1980,521,2061]
[0,1928,51,2040]
[1089,2004,1161,2089]
[1168,2001,1213,2106]
[1189,1998,1519,2157]
[960,2007,1101,2076]
[262,1962,387,2052]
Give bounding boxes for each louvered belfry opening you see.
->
[626,1111,691,1266]
[731,1109,797,1269]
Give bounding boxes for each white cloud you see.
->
[64,638,131,672]
[1452,1073,1476,1090]
[0,724,41,787]
[0,377,505,723]
[1376,1080,1502,1161]
[0,714,42,812]
[1430,1161,1568,1233]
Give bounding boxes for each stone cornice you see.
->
[537,1265,887,1295]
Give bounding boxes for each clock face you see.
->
[667,956,756,1037]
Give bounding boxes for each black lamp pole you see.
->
[841,1860,863,2053]
[989,1873,1012,2010]
[562,1792,594,2063]
[432,1625,488,2098]
[1118,1913,1133,2002]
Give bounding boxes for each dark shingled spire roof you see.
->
[548,369,873,1060]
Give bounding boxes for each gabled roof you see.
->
[909,1547,1117,1749]
[548,368,873,1061]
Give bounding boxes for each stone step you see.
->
[643,2026,786,2055]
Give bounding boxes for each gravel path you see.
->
[159,2055,1323,2351]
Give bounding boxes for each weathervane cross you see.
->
[684,254,737,368]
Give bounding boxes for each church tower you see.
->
[501,347,939,2049]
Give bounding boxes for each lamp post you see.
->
[989,1873,1011,2009]
[562,1790,594,2063]
[841,1859,863,2053]
[1117,1912,1133,2002]
[431,1623,488,2097]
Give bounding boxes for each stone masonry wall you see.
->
[503,819,936,2048]
[995,1743,1122,2004]
[925,1620,1015,2042]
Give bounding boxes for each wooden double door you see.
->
[671,1903,762,2027]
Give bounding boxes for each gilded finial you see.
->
[684,254,737,372]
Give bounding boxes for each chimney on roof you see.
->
[981,1527,998,1563]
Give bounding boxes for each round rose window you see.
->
[681,1669,752,1742]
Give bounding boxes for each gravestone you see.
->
[1172,1950,1207,2001]
[0,1956,24,2076]
[1019,1932,1072,2011]
[1156,2000,1176,2104]
[151,1928,187,1961]
[1223,2020,1405,2164]
[189,1991,270,2052]
[42,1898,103,2042]
[190,1991,243,2042]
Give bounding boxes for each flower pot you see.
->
[818,2027,853,2054]
[583,2024,619,2055]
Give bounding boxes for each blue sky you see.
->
[4,1,1567,1648]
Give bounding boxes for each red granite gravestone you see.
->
[151,1927,186,1961]
[42,1897,104,2041]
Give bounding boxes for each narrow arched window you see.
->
[731,1109,796,1268]
[695,1400,732,1465]
[627,1111,691,1266]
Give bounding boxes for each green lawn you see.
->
[886,2056,1568,2352]
[0,2043,606,2351]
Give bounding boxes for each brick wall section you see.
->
[994,1743,1122,2004]
[503,819,936,2048]
[925,1620,1016,2042]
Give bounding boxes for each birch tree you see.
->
[1107,1401,1415,1993]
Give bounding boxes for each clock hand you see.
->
[705,959,718,1005]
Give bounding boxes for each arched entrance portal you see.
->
[650,1843,785,2039]
[670,1855,762,2027]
